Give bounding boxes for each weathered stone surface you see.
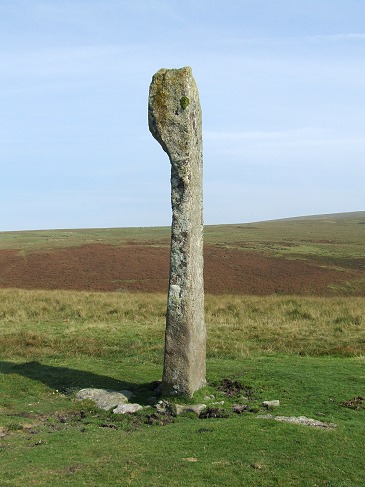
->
[155,400,174,414]
[148,66,206,397]
[175,404,206,416]
[113,403,143,414]
[74,388,133,410]
[257,414,336,428]
[233,404,249,414]
[262,400,280,408]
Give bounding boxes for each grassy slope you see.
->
[1,211,364,296]
[205,211,365,259]
[0,211,364,259]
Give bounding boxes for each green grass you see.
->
[1,289,365,486]
[205,211,365,259]
[0,227,170,251]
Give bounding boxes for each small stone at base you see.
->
[175,404,206,416]
[262,400,280,408]
[113,404,143,414]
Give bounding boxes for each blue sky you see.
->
[1,0,364,231]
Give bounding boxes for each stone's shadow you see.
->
[0,360,160,401]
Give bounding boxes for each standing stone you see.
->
[148,66,206,396]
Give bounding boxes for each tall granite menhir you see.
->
[148,67,206,396]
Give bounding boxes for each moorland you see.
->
[0,211,364,295]
[0,211,364,486]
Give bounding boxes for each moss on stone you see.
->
[180,96,190,110]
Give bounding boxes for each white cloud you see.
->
[204,128,365,155]
[309,33,365,42]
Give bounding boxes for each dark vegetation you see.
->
[0,211,364,295]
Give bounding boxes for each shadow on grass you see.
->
[0,360,160,401]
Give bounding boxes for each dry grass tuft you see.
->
[205,294,365,357]
[0,289,364,360]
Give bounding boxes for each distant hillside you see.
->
[0,212,364,296]
[274,211,365,222]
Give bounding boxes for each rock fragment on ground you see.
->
[257,414,336,428]
[233,404,248,414]
[75,388,133,411]
[175,404,206,417]
[262,400,280,408]
[155,400,173,414]
[113,404,143,414]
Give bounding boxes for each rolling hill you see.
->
[0,212,364,296]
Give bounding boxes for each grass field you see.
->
[1,289,365,486]
[1,213,365,485]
